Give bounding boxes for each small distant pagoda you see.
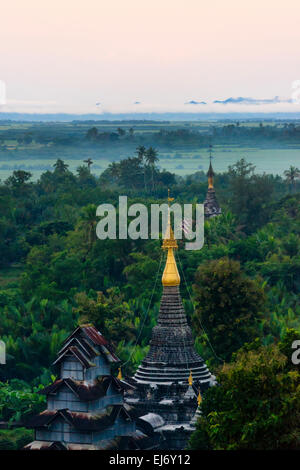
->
[25,325,157,450]
[204,146,222,218]
[124,196,216,449]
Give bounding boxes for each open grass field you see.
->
[0,120,299,180]
[159,147,300,176]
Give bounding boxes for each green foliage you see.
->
[189,337,300,450]
[0,153,299,452]
[228,158,275,232]
[115,340,149,376]
[123,251,160,299]
[0,293,75,381]
[0,428,34,450]
[0,380,46,422]
[74,288,137,345]
[192,257,266,361]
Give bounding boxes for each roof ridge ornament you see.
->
[117,367,123,380]
[197,389,202,406]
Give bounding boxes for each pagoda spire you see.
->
[126,191,216,448]
[132,190,213,385]
[207,145,214,189]
[162,190,180,287]
[204,145,222,218]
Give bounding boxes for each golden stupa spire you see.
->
[197,389,202,406]
[161,190,180,287]
[117,367,122,380]
[188,370,193,386]
[208,145,214,189]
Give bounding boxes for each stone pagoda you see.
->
[204,146,222,218]
[124,199,216,449]
[25,325,158,450]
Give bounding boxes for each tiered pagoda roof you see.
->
[25,325,159,450]
[134,285,212,384]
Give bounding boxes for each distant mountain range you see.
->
[213,96,292,105]
[184,96,292,105]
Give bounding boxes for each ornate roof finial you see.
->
[117,367,122,380]
[167,187,174,206]
[209,144,213,161]
[162,190,180,287]
[197,389,202,406]
[188,370,193,386]
[207,145,214,189]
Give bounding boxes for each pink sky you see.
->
[0,0,300,113]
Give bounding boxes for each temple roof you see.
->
[39,376,128,401]
[53,324,119,367]
[204,153,221,217]
[133,287,212,384]
[24,433,158,451]
[26,405,132,431]
[204,187,222,218]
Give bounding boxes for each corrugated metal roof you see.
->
[53,345,94,368]
[57,325,120,363]
[82,325,108,346]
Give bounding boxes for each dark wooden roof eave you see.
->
[26,405,132,432]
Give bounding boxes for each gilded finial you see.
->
[162,190,180,287]
[207,146,214,189]
[117,367,122,380]
[197,389,202,406]
[167,188,174,205]
[188,370,193,386]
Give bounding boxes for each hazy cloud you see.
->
[185,100,207,105]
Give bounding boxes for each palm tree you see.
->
[109,162,121,183]
[80,204,98,251]
[53,159,69,174]
[284,166,300,192]
[136,146,147,191]
[145,147,159,192]
[83,158,93,171]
